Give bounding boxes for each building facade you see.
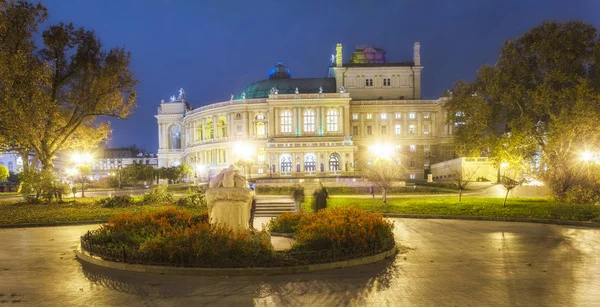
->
[91,147,158,176]
[156,43,455,181]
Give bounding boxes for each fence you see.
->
[80,230,394,268]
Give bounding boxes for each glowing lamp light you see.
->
[72,153,92,164]
[369,144,394,159]
[582,151,593,162]
[234,142,255,159]
[66,168,79,176]
[500,162,509,168]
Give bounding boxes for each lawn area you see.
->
[0,198,206,226]
[302,197,600,223]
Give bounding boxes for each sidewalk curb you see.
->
[0,220,107,229]
[75,246,398,276]
[383,214,600,228]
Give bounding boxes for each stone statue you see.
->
[331,54,335,64]
[178,88,185,100]
[344,134,352,142]
[170,95,176,102]
[205,165,255,232]
[161,99,165,104]
[339,86,346,93]
[274,88,278,95]
[319,86,323,94]
[231,94,234,100]
[270,87,275,95]
[242,92,246,99]
[295,87,299,94]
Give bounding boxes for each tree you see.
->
[0,1,137,172]
[448,167,478,202]
[0,165,8,182]
[361,158,406,203]
[121,163,155,185]
[444,21,600,201]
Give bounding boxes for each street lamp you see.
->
[234,142,256,179]
[72,153,92,197]
[581,151,593,162]
[190,156,199,185]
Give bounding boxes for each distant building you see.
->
[91,147,158,175]
[156,43,456,181]
[430,157,498,183]
[0,152,25,173]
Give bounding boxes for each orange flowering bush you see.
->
[293,207,394,251]
[268,211,303,233]
[83,208,273,267]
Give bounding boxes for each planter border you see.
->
[0,220,107,229]
[75,246,398,276]
[383,214,600,228]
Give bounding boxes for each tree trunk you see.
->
[503,189,510,207]
[459,189,463,202]
[382,188,387,203]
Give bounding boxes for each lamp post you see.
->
[117,159,122,189]
[190,156,199,185]
[72,153,92,197]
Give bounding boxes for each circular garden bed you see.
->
[79,207,395,269]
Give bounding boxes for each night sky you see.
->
[40,0,600,153]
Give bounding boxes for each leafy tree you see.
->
[361,158,406,203]
[121,163,155,185]
[0,1,137,172]
[445,21,600,201]
[0,164,8,182]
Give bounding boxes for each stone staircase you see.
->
[254,197,296,217]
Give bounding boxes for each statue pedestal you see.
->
[206,187,254,232]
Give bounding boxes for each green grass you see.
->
[0,198,206,225]
[302,197,600,223]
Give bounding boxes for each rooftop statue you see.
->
[319,86,323,94]
[170,95,176,102]
[340,86,346,93]
[330,54,335,64]
[231,94,234,100]
[178,88,185,100]
[242,92,246,99]
[295,87,299,94]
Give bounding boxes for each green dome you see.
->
[238,78,336,99]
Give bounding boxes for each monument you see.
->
[205,165,255,232]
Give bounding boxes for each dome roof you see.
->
[238,78,336,99]
[268,61,291,79]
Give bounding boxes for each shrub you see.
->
[562,185,600,204]
[83,208,273,267]
[18,169,70,202]
[141,184,173,204]
[175,193,208,211]
[293,207,394,251]
[268,212,303,233]
[97,195,137,208]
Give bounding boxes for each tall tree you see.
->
[445,21,600,200]
[361,158,405,203]
[0,1,137,172]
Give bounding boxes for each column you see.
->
[359,113,365,137]
[268,109,275,137]
[417,113,422,136]
[158,123,163,149]
[344,105,350,136]
[275,109,279,135]
[339,106,343,134]
[431,113,436,137]
[213,116,218,140]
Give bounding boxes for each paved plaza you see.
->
[0,218,599,306]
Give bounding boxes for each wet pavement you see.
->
[0,219,599,306]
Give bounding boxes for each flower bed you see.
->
[81,207,396,268]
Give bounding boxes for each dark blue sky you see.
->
[41,0,600,152]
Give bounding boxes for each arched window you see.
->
[303,109,315,132]
[280,110,292,133]
[256,113,265,120]
[304,154,316,172]
[204,119,214,139]
[280,155,292,172]
[169,125,181,149]
[329,153,340,171]
[327,109,338,132]
[256,122,265,136]
[218,117,227,138]
[196,123,203,141]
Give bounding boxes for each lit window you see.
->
[409,112,416,119]
[395,113,401,119]
[352,113,358,120]
[258,168,264,174]
[409,124,416,134]
[423,112,430,119]
[256,114,265,120]
[383,78,391,86]
[366,113,373,120]
[326,109,338,132]
[410,144,416,152]
[380,126,387,135]
[380,113,387,120]
[280,110,292,133]
[352,126,359,136]
[367,126,372,135]
[409,174,416,179]
[455,111,465,117]
[304,109,315,132]
[256,122,265,136]
[280,155,292,172]
[395,124,401,135]
[365,78,373,87]
[329,154,340,171]
[423,125,430,135]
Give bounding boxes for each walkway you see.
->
[0,219,598,306]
